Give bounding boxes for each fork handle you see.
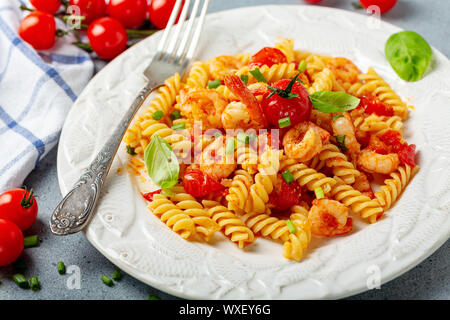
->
[50,82,159,235]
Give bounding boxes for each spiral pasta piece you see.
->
[283,212,311,262]
[203,200,255,248]
[241,212,290,242]
[226,169,254,212]
[356,114,403,136]
[148,194,196,239]
[330,177,384,224]
[236,144,259,174]
[236,63,299,84]
[275,37,295,62]
[305,54,329,79]
[280,157,337,194]
[375,164,419,210]
[308,68,335,94]
[185,61,209,88]
[215,85,238,101]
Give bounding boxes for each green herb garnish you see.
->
[126,145,136,155]
[169,110,181,121]
[30,276,40,291]
[286,220,298,234]
[309,91,360,113]
[171,122,186,130]
[249,68,267,83]
[267,73,301,100]
[57,261,66,275]
[226,138,236,154]
[13,274,29,289]
[298,60,307,73]
[112,269,123,281]
[208,80,221,89]
[314,187,324,199]
[147,295,161,300]
[281,169,294,184]
[278,117,291,129]
[332,114,344,121]
[152,110,164,121]
[240,74,249,85]
[24,235,39,248]
[336,135,348,153]
[101,275,114,287]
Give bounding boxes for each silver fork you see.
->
[50,0,210,235]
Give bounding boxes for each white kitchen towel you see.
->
[0,0,94,192]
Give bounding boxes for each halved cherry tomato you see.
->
[360,0,397,14]
[398,144,416,167]
[19,11,56,50]
[30,0,61,14]
[182,169,224,198]
[107,0,148,29]
[142,190,162,202]
[87,17,128,60]
[0,219,24,267]
[148,0,185,30]
[262,79,312,128]
[269,175,301,211]
[249,47,287,69]
[0,188,38,231]
[69,0,107,24]
[359,96,394,117]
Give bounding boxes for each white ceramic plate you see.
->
[57,5,450,299]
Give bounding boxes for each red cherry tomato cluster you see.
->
[0,188,38,267]
[19,0,182,60]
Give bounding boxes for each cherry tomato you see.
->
[0,219,24,267]
[87,17,128,60]
[262,79,312,128]
[182,169,224,198]
[148,0,184,30]
[398,144,416,167]
[303,0,323,3]
[359,96,394,117]
[142,190,162,202]
[69,0,107,24]
[360,0,397,14]
[378,130,404,152]
[30,0,61,14]
[19,11,56,50]
[107,0,148,29]
[269,176,301,211]
[249,47,287,69]
[0,188,38,231]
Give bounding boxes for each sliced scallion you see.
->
[152,110,164,121]
[101,275,114,287]
[30,276,40,291]
[286,220,298,234]
[278,117,291,129]
[249,68,267,83]
[314,187,325,199]
[24,235,39,248]
[12,274,29,289]
[208,80,221,89]
[226,138,236,154]
[171,122,186,131]
[169,110,181,121]
[298,60,307,73]
[147,295,161,300]
[112,269,123,281]
[57,261,66,275]
[282,169,294,184]
[240,74,249,85]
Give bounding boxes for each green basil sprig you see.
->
[309,91,360,113]
[144,135,179,189]
[385,31,432,82]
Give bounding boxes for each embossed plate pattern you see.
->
[57,5,450,299]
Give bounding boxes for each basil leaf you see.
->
[144,135,179,189]
[309,91,360,113]
[385,31,432,82]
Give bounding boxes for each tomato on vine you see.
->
[0,219,24,267]
[359,0,397,14]
[107,0,148,29]
[87,17,128,60]
[30,0,61,14]
[148,0,184,30]
[0,188,38,231]
[19,11,56,50]
[69,0,107,24]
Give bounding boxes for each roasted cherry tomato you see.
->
[249,47,287,69]
[398,144,416,167]
[359,0,397,14]
[142,190,162,202]
[148,0,184,29]
[30,0,61,14]
[269,176,301,211]
[69,0,107,24]
[19,11,56,50]
[0,219,24,267]
[87,17,128,60]
[182,169,224,198]
[262,78,312,128]
[107,0,148,29]
[359,96,394,117]
[378,130,404,152]
[0,188,38,231]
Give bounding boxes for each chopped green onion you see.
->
[169,110,181,121]
[208,80,221,89]
[57,261,66,275]
[298,60,307,73]
[24,235,39,248]
[126,145,136,155]
[278,117,291,129]
[237,132,256,144]
[30,276,40,291]
[101,275,114,287]
[147,295,161,300]
[213,131,222,138]
[152,110,164,121]
[249,68,267,83]
[332,114,344,121]
[314,187,325,199]
[112,269,123,281]
[13,259,27,272]
[286,220,298,234]
[336,134,348,153]
[12,274,29,289]
[226,138,236,154]
[240,74,249,85]
[171,122,185,131]
[282,169,294,184]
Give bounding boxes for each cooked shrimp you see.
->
[357,148,400,175]
[327,57,360,84]
[197,135,236,180]
[224,75,268,128]
[179,88,228,130]
[352,172,375,199]
[332,112,361,159]
[221,101,251,129]
[308,199,352,237]
[283,121,330,162]
[207,55,244,80]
